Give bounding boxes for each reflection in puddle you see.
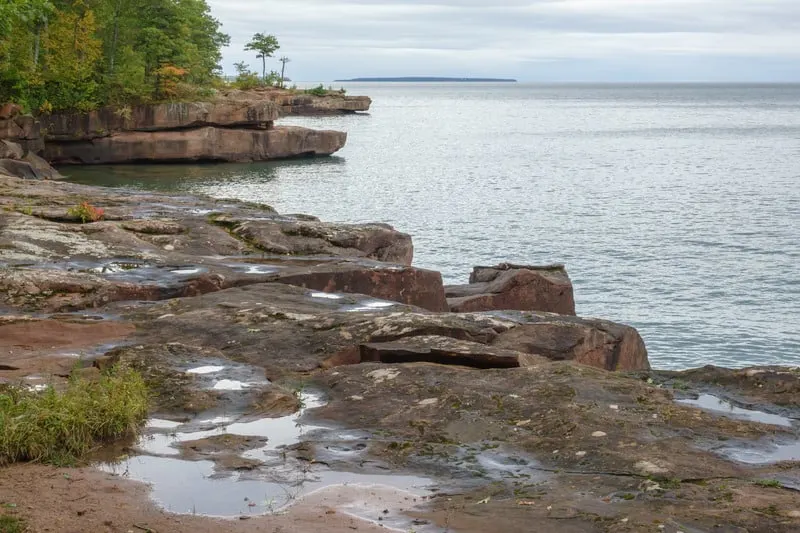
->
[677,394,793,427]
[241,265,280,275]
[344,300,399,312]
[718,441,800,465]
[310,292,342,300]
[170,268,203,275]
[101,391,434,519]
[212,379,249,391]
[186,366,225,375]
[104,455,431,517]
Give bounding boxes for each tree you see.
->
[244,33,279,82]
[279,56,290,88]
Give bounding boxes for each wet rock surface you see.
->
[1,174,799,532]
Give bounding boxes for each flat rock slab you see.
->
[359,335,546,369]
[447,263,576,315]
[44,125,347,164]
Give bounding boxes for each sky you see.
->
[207,0,800,82]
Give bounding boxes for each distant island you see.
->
[335,77,518,83]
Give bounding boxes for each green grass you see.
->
[755,479,783,488]
[0,366,149,466]
[0,514,26,533]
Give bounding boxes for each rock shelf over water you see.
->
[1,173,800,532]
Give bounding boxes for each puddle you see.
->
[717,440,800,465]
[186,366,226,375]
[343,299,400,312]
[212,379,249,391]
[88,261,149,274]
[677,394,793,427]
[310,292,342,300]
[237,265,281,275]
[101,391,435,520]
[104,455,432,517]
[170,267,204,275]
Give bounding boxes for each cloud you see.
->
[208,0,800,81]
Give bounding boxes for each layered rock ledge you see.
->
[221,87,372,116]
[40,101,346,165]
[1,173,799,533]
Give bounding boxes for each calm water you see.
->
[63,83,800,370]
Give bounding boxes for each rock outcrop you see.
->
[446,263,575,315]
[4,174,800,533]
[43,125,347,164]
[0,140,63,180]
[221,88,371,116]
[39,100,346,165]
[0,106,44,155]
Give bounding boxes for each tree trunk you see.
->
[33,24,42,70]
[280,62,286,88]
[261,55,266,82]
[109,0,121,75]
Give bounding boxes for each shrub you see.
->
[305,84,327,97]
[67,202,105,223]
[0,366,149,466]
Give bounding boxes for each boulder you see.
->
[0,140,23,160]
[43,125,347,164]
[446,263,575,315]
[0,159,44,180]
[40,101,281,141]
[23,152,63,180]
[491,313,649,371]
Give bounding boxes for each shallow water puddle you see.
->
[717,441,800,465]
[677,394,793,427]
[185,365,225,375]
[212,379,249,391]
[310,292,342,300]
[104,455,432,517]
[101,391,435,520]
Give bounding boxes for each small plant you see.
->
[0,365,149,466]
[304,84,327,97]
[0,514,26,533]
[67,202,105,223]
[114,105,133,121]
[755,479,783,488]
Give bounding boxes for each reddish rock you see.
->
[41,100,281,142]
[491,314,649,371]
[0,140,23,160]
[221,88,371,116]
[274,263,448,312]
[0,103,22,120]
[358,335,545,369]
[446,263,575,315]
[43,125,347,164]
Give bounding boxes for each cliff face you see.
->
[38,100,347,165]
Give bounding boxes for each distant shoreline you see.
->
[335,77,518,83]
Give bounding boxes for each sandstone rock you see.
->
[273,263,447,312]
[41,100,281,142]
[22,152,63,180]
[0,159,44,180]
[0,103,22,120]
[221,88,371,116]
[491,314,649,371]
[219,216,413,264]
[43,125,347,164]
[358,335,546,369]
[446,263,576,315]
[0,140,23,160]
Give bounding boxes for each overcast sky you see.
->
[208,0,800,82]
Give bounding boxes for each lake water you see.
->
[62,83,800,370]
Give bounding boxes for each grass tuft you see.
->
[0,366,149,466]
[0,514,26,533]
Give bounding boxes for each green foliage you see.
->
[0,0,230,112]
[754,479,783,488]
[245,32,279,81]
[0,366,149,466]
[305,84,328,97]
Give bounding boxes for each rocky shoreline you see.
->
[1,172,799,532]
[0,89,369,171]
